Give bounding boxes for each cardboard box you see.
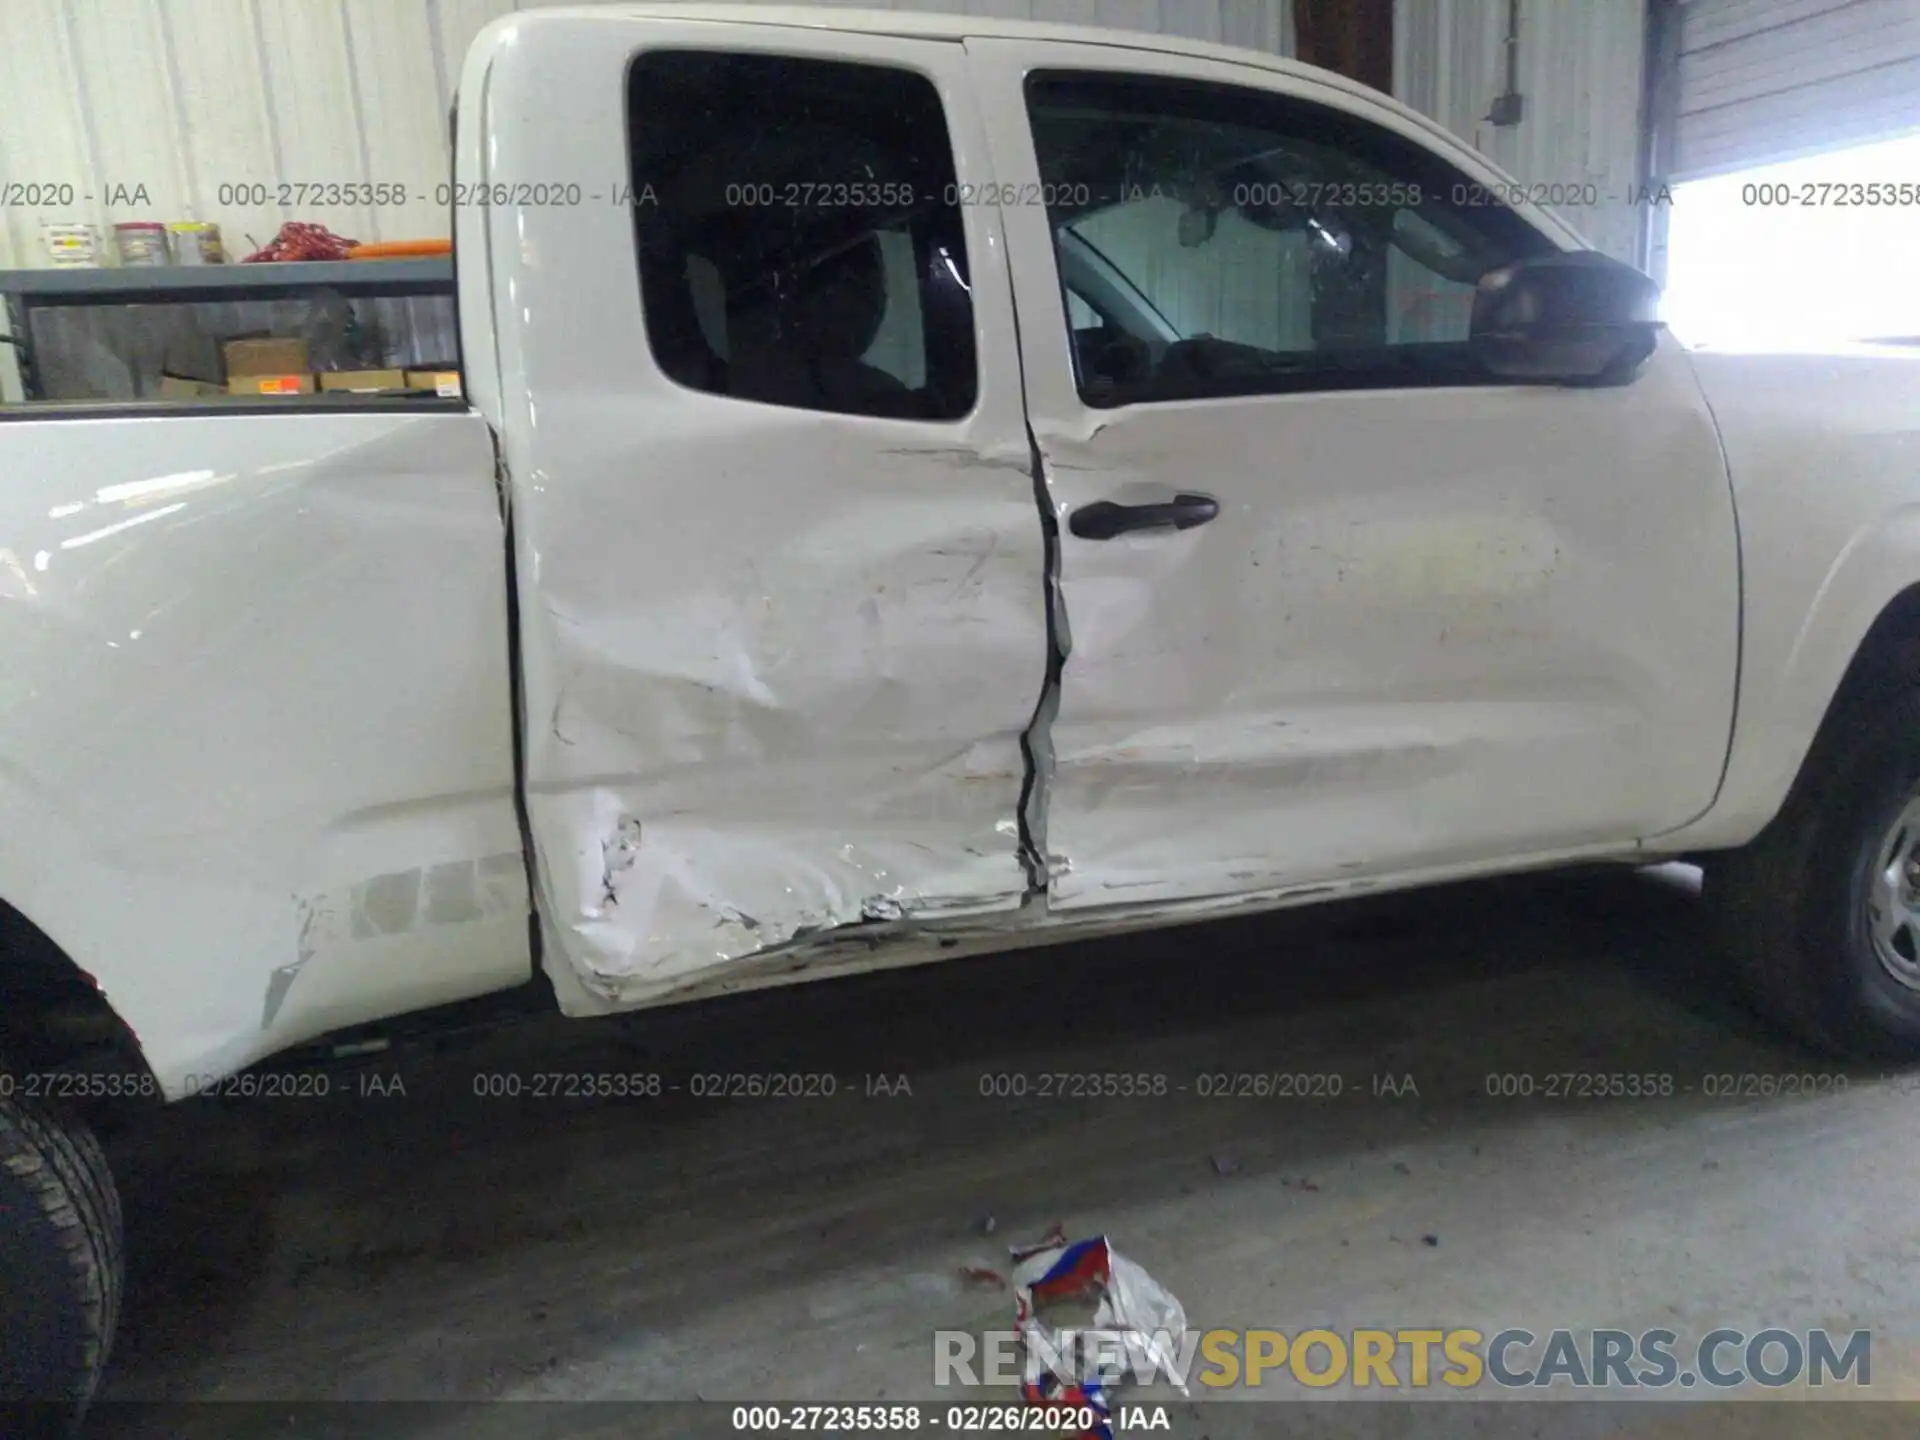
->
[318,369,407,393]
[404,369,463,398]
[227,373,315,396]
[158,374,225,399]
[223,337,310,378]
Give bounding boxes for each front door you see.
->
[480,18,1049,1004]
[968,39,1741,909]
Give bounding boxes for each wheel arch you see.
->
[1771,579,1920,825]
[1829,582,1920,693]
[0,893,158,1106]
[1686,575,1920,856]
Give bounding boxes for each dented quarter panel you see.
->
[0,412,529,1096]
[967,36,1741,909]
[474,15,1049,1008]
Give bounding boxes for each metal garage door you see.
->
[1675,0,1920,180]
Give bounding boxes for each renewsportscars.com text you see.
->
[934,1326,1871,1391]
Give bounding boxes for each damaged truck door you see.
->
[968,40,1739,908]
[476,20,1049,1006]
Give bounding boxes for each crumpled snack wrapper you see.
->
[1010,1232,1187,1438]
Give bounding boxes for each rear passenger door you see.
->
[474,18,1049,1006]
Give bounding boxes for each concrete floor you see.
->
[86,866,1920,1438]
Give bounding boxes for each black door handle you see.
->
[1068,492,1220,540]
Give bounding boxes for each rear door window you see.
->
[628,50,977,420]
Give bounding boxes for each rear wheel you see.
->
[1707,685,1920,1057]
[0,1092,123,1438]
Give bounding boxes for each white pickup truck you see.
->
[5,2,1920,1425]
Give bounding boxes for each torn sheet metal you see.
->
[488,23,1056,1008]
[537,774,1032,1002]
[512,409,1049,1007]
[1012,1232,1188,1439]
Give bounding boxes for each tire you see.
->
[0,1091,123,1438]
[1706,683,1920,1058]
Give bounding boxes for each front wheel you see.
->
[1706,686,1920,1057]
[0,1092,123,1437]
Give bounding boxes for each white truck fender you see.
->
[1661,349,1920,851]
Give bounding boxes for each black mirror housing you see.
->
[1470,251,1663,384]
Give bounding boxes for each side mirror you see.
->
[1470,252,1662,384]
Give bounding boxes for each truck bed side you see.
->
[0,410,530,1095]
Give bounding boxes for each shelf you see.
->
[0,258,453,306]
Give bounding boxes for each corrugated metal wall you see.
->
[1672,0,1920,182]
[0,0,1286,268]
[0,1,1645,270]
[1396,0,1650,261]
